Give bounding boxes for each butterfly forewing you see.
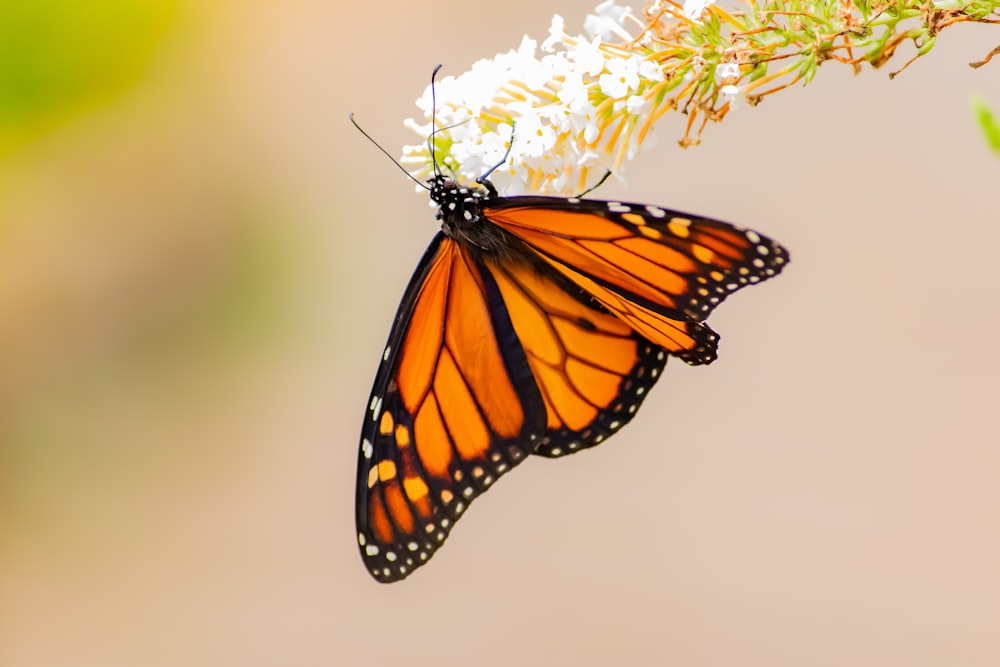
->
[357,233,546,582]
[484,198,788,364]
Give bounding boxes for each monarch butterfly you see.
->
[354,103,788,585]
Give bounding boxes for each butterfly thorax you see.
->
[430,175,519,257]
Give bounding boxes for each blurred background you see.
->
[2,1,998,665]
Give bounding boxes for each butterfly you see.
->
[354,125,788,584]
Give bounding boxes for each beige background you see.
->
[2,2,999,665]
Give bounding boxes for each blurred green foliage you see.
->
[0,0,179,154]
[972,96,1000,157]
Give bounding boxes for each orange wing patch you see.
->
[540,257,717,364]
[356,234,545,583]
[485,256,669,457]
[486,199,788,365]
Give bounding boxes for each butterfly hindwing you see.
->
[483,256,668,458]
[357,233,546,582]
[484,197,789,364]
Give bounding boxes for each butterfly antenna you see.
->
[474,122,515,198]
[349,113,429,191]
[577,170,612,198]
[429,64,443,177]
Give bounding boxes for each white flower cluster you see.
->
[400,1,717,196]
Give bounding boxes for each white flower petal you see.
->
[542,15,566,52]
[626,95,648,115]
[720,84,741,108]
[682,0,715,21]
[584,0,634,41]
[715,62,740,82]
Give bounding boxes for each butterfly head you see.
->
[428,174,525,258]
[429,174,490,222]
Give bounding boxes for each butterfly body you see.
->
[357,174,787,582]
[432,176,535,263]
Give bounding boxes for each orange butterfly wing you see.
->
[357,233,547,582]
[483,256,667,458]
[357,232,672,581]
[484,198,789,365]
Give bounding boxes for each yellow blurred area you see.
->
[2,2,999,666]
